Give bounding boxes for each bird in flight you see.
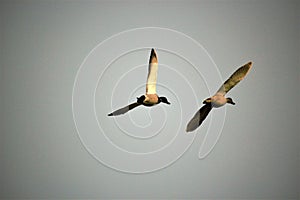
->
[108,48,170,116]
[186,62,252,132]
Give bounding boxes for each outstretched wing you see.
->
[186,103,212,132]
[146,48,158,94]
[217,62,252,95]
[108,102,141,116]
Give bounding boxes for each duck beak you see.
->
[229,101,235,105]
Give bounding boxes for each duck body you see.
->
[108,48,170,116]
[203,93,235,108]
[137,94,158,106]
[186,61,252,132]
[205,94,228,108]
[137,94,170,107]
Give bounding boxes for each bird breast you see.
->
[143,94,159,105]
[211,94,227,108]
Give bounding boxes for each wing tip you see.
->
[185,119,197,132]
[186,125,196,133]
[185,127,192,133]
[244,61,253,74]
[247,61,253,67]
[150,48,158,63]
[244,61,253,71]
[108,113,113,116]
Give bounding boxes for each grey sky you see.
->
[1,0,299,199]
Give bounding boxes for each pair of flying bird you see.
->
[108,49,252,132]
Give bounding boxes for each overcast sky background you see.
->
[1,0,299,199]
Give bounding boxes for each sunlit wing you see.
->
[108,102,141,116]
[146,48,158,94]
[186,103,212,132]
[217,62,252,95]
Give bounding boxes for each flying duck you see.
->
[186,62,252,132]
[108,48,170,116]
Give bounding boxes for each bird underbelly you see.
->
[212,102,225,108]
[143,94,159,105]
[143,103,156,107]
[211,95,226,108]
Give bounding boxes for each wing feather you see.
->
[146,49,158,94]
[217,62,252,95]
[186,103,212,132]
[108,102,141,116]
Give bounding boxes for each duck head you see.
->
[159,96,170,104]
[226,97,235,105]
